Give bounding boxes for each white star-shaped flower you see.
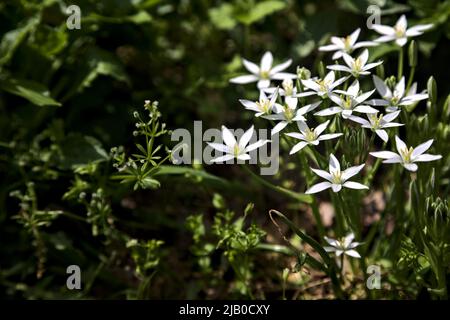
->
[327,49,382,77]
[305,153,368,194]
[230,51,297,89]
[285,120,343,154]
[208,126,270,163]
[349,110,404,142]
[299,71,349,98]
[324,233,362,258]
[367,76,428,112]
[239,88,279,117]
[319,28,378,60]
[263,98,321,135]
[372,15,433,47]
[370,135,442,172]
[314,80,377,119]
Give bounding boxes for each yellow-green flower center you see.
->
[400,147,414,163]
[283,79,294,96]
[342,96,353,109]
[283,106,294,121]
[353,57,363,72]
[304,128,317,141]
[233,144,241,157]
[260,70,270,79]
[331,170,342,184]
[256,99,271,113]
[395,25,406,38]
[317,79,331,92]
[369,113,383,129]
[343,36,352,52]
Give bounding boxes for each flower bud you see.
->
[408,40,418,67]
[427,76,437,106]
[297,66,311,80]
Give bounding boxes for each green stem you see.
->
[242,165,312,204]
[406,66,415,92]
[397,47,404,81]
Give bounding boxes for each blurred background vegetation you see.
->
[0,0,449,299]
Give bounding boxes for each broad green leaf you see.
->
[155,165,231,187]
[209,4,237,30]
[236,0,287,25]
[0,16,39,66]
[82,11,152,25]
[59,135,109,169]
[0,78,61,107]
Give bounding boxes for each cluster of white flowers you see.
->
[222,15,442,259]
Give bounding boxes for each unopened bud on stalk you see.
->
[386,76,397,89]
[297,66,311,80]
[443,94,450,121]
[427,76,437,106]
[408,40,418,67]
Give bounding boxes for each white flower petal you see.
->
[324,236,339,247]
[382,110,401,122]
[342,164,365,181]
[245,139,269,152]
[314,107,342,117]
[359,49,369,66]
[373,75,392,98]
[230,74,259,84]
[305,181,332,194]
[257,79,271,89]
[221,126,237,148]
[372,24,395,36]
[344,233,355,247]
[271,121,288,135]
[320,44,340,51]
[347,80,360,97]
[412,139,433,158]
[270,59,293,75]
[239,126,255,149]
[237,153,251,161]
[331,184,342,193]
[314,120,330,136]
[318,133,343,141]
[370,151,400,160]
[343,181,368,190]
[345,249,361,258]
[242,59,260,74]
[414,154,442,162]
[311,168,333,181]
[349,28,361,46]
[375,129,389,142]
[403,163,418,172]
[395,135,407,155]
[290,141,308,154]
[260,51,273,71]
[210,154,235,163]
[207,142,229,153]
[354,104,379,114]
[271,72,297,80]
[329,153,340,172]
